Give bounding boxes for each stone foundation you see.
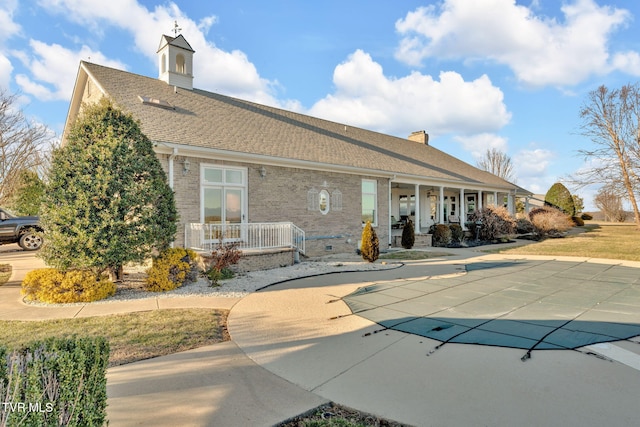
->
[198,248,296,273]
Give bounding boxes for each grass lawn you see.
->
[0,308,229,367]
[498,222,640,261]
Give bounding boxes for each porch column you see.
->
[459,188,465,226]
[439,186,444,224]
[494,191,498,206]
[507,191,514,214]
[478,190,483,211]
[525,196,530,213]
[414,184,421,233]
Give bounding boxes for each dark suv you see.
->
[0,208,43,251]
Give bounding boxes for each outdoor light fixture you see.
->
[259,166,267,178]
[182,159,190,174]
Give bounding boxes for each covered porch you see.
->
[389,181,520,247]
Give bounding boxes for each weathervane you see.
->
[172,20,182,36]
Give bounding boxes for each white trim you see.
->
[362,179,378,226]
[200,164,248,225]
[155,141,527,194]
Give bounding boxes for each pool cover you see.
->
[342,259,640,360]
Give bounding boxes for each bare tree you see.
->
[594,186,627,222]
[0,90,54,205]
[476,148,516,183]
[575,84,640,228]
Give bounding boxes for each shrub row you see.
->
[0,337,109,426]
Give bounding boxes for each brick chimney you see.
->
[408,130,429,145]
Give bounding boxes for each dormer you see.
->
[157,34,195,90]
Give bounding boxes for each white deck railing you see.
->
[186,222,305,255]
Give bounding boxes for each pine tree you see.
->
[40,99,177,280]
[360,220,379,262]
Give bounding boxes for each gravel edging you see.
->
[24,260,401,307]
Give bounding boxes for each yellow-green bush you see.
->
[360,220,379,262]
[21,268,116,303]
[144,247,200,292]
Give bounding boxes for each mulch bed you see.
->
[277,402,410,427]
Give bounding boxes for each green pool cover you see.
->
[343,259,640,359]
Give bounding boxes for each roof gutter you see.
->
[154,141,525,193]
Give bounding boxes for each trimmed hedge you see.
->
[0,337,109,426]
[21,269,116,304]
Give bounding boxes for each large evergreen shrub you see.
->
[544,182,576,216]
[40,99,177,281]
[360,220,379,262]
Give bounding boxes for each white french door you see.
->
[201,166,247,242]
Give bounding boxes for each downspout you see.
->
[168,147,178,189]
[168,148,178,248]
[389,176,395,248]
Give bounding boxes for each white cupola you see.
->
[157,32,195,90]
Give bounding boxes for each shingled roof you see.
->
[74,61,529,193]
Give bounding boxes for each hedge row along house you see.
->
[63,33,531,264]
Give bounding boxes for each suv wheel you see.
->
[19,232,43,251]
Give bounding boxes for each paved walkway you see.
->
[2,243,640,426]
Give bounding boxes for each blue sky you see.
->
[3,0,640,209]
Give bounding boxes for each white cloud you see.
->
[0,0,19,89]
[455,133,509,160]
[395,0,637,87]
[513,146,555,193]
[309,50,511,137]
[612,51,640,76]
[36,0,288,106]
[514,147,554,176]
[15,41,126,101]
[198,16,218,34]
[0,54,13,90]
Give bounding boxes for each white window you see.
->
[362,179,377,225]
[201,165,246,225]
